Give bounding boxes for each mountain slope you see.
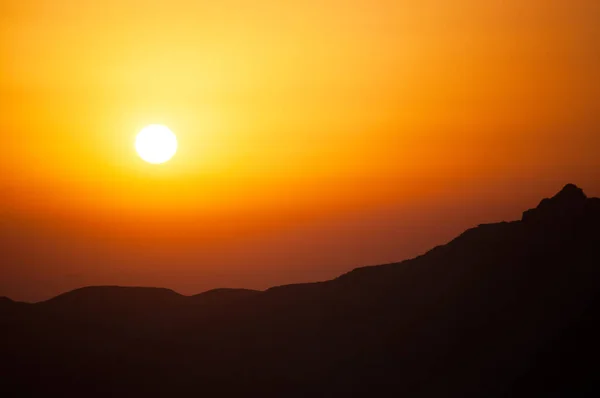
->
[1,184,599,397]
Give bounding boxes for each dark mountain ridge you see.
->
[1,184,599,397]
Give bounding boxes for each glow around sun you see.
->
[135,125,178,164]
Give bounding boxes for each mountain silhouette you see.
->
[1,184,599,397]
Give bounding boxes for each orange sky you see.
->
[1,1,599,301]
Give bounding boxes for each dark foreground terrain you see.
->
[1,184,599,397]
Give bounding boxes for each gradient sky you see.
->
[1,0,599,301]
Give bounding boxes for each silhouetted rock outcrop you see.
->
[43,286,183,306]
[522,183,588,223]
[1,184,599,397]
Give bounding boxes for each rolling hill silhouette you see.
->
[1,184,599,397]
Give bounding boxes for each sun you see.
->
[135,125,178,164]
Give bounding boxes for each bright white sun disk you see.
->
[135,125,178,164]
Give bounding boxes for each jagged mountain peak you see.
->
[522,183,589,223]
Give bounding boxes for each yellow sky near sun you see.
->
[1,0,599,221]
